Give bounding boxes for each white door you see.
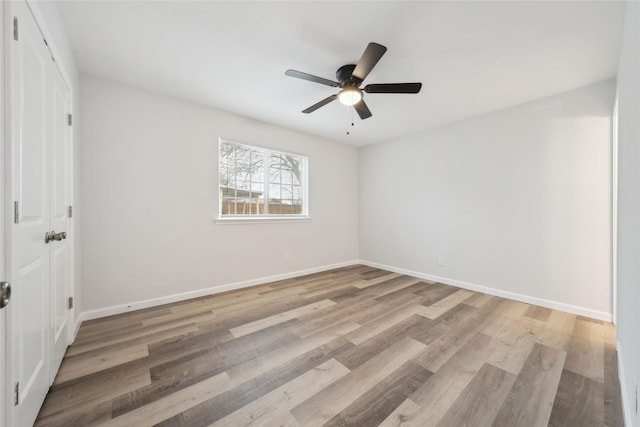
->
[7,1,71,425]
[49,66,72,379]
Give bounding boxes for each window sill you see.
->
[215,216,312,225]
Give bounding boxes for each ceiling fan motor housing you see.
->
[336,64,361,86]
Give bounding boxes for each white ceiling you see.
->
[56,1,624,146]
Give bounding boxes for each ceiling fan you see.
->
[285,42,422,120]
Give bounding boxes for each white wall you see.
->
[79,75,359,314]
[360,80,615,320]
[616,1,640,425]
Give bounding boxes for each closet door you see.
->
[8,1,53,425]
[49,65,72,379]
[7,1,72,425]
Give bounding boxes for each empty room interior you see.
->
[1,0,640,426]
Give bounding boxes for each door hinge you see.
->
[68,297,74,310]
[14,201,19,224]
[13,17,18,41]
[68,206,73,218]
[14,382,19,405]
[67,114,72,126]
[43,38,55,62]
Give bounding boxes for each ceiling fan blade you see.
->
[352,42,387,82]
[354,99,372,120]
[364,83,422,94]
[285,69,339,87]
[302,94,338,113]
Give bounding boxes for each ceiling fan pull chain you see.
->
[346,106,355,135]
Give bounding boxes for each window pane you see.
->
[220,140,306,217]
[267,152,303,216]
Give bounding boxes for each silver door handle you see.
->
[0,282,11,309]
[44,230,67,243]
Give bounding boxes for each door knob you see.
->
[0,282,11,309]
[44,230,67,243]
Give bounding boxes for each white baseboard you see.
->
[359,259,612,322]
[617,341,635,427]
[78,260,360,322]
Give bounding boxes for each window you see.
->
[218,139,308,218]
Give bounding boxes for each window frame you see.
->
[217,138,310,222]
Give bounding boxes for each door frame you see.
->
[612,94,619,325]
[3,1,75,425]
[1,1,6,425]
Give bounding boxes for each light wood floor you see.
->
[35,265,624,427]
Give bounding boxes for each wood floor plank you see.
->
[66,323,199,357]
[229,299,336,337]
[548,369,604,427]
[486,329,537,375]
[361,268,394,280]
[298,284,361,301]
[37,359,151,422]
[155,338,354,426]
[324,361,432,427]
[145,325,234,368]
[492,343,566,427]
[410,302,476,344]
[412,304,488,372]
[410,282,458,302]
[336,314,433,370]
[348,292,422,326]
[288,294,378,338]
[112,324,299,417]
[480,299,531,337]
[463,292,494,308]
[102,372,232,427]
[359,275,422,297]
[419,289,475,319]
[140,307,215,327]
[532,309,577,351]
[290,337,426,425]
[385,332,495,426]
[483,309,538,375]
[225,320,359,386]
[211,358,350,427]
[345,304,427,345]
[378,398,422,427]
[436,363,516,427]
[353,272,403,289]
[524,304,552,321]
[35,265,623,427]
[372,281,427,304]
[564,318,605,382]
[35,400,113,427]
[75,306,172,339]
[604,339,625,427]
[53,344,149,384]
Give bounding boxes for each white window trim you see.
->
[214,216,312,225]
[217,138,310,222]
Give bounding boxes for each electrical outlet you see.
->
[437,256,446,267]
[284,252,290,263]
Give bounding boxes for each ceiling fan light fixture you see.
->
[338,87,362,106]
